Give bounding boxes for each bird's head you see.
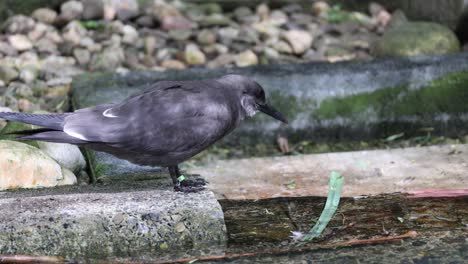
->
[219,74,288,124]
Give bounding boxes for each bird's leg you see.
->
[168,165,206,193]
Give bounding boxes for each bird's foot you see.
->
[174,178,207,193]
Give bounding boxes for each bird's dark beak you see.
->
[258,103,288,124]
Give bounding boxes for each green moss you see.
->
[267,89,315,120]
[0,122,39,148]
[315,70,468,120]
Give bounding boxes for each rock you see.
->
[372,22,460,57]
[202,43,226,55]
[253,21,280,38]
[282,30,313,55]
[273,40,293,54]
[0,65,19,84]
[60,0,83,21]
[0,140,76,190]
[19,65,38,84]
[73,48,91,65]
[264,47,280,60]
[36,37,59,54]
[198,3,223,15]
[168,29,192,41]
[44,30,63,44]
[270,10,288,26]
[184,44,206,65]
[156,48,174,61]
[89,45,125,71]
[0,42,18,56]
[27,23,48,42]
[41,55,84,80]
[7,34,33,51]
[197,29,217,45]
[256,3,270,21]
[8,82,33,98]
[312,1,330,18]
[218,27,239,43]
[161,15,195,31]
[207,53,234,69]
[198,14,232,27]
[136,15,155,28]
[233,6,253,22]
[32,8,58,24]
[161,59,186,70]
[144,36,157,55]
[62,21,87,46]
[175,222,186,233]
[121,25,139,45]
[3,15,35,34]
[115,0,139,21]
[235,50,258,67]
[82,0,104,20]
[37,141,86,174]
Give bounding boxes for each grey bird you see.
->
[0,74,288,192]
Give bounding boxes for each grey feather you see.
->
[0,112,67,130]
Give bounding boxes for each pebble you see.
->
[312,1,330,18]
[19,65,38,84]
[73,48,91,65]
[82,0,104,20]
[144,36,157,55]
[60,0,84,21]
[62,21,87,46]
[0,65,19,84]
[8,35,33,51]
[235,50,258,67]
[161,59,186,70]
[184,44,206,65]
[207,53,234,68]
[197,29,217,45]
[169,29,192,41]
[32,8,58,24]
[122,25,139,45]
[175,222,186,232]
[3,15,36,34]
[273,40,293,54]
[282,30,313,55]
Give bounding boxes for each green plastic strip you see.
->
[302,171,344,241]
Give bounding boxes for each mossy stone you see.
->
[372,22,460,57]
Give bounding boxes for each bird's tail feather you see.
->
[16,131,88,144]
[0,112,67,130]
[5,128,57,135]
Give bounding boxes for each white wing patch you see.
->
[63,128,89,141]
[103,108,118,118]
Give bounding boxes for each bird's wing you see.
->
[62,80,233,152]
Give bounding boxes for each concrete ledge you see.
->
[193,144,468,199]
[0,189,227,259]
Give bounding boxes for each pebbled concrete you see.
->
[0,187,227,259]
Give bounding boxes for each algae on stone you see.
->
[315,70,468,120]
